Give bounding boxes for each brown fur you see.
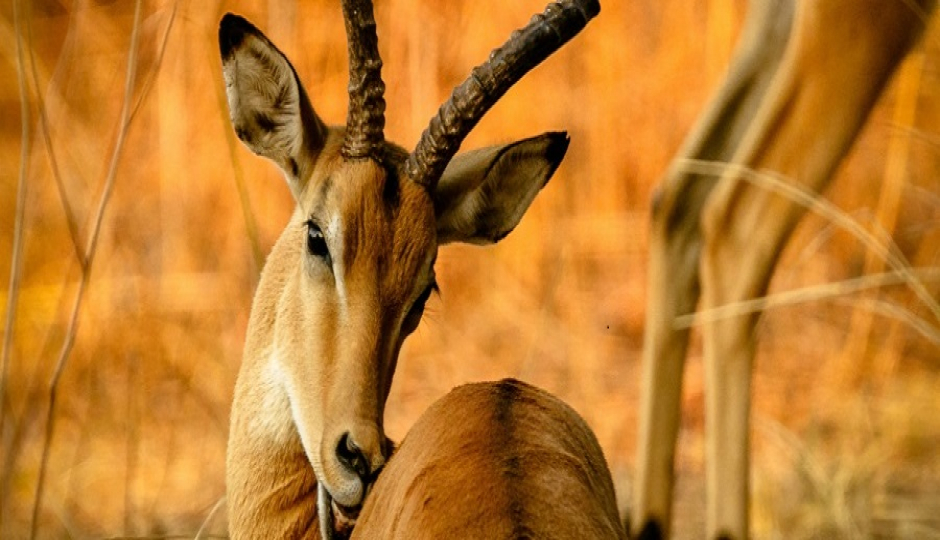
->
[353,379,626,539]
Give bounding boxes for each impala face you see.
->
[220,15,438,527]
[220,0,598,537]
[268,142,439,509]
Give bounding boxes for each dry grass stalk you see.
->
[29,2,144,537]
[838,46,926,384]
[26,1,83,264]
[675,268,940,345]
[0,0,33,476]
[674,158,940,323]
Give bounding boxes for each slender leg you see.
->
[698,2,932,538]
[632,180,704,540]
[632,3,794,537]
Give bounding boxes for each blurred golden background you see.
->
[1,1,938,538]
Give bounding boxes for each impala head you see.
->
[220,0,598,535]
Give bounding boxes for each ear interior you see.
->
[219,13,327,198]
[434,132,569,245]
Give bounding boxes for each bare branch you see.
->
[29,1,144,537]
[213,49,264,271]
[0,0,33,487]
[193,495,227,539]
[26,2,85,267]
[675,159,940,323]
[128,3,178,125]
[675,267,940,346]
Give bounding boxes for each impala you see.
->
[218,1,599,537]
[351,379,626,539]
[632,1,937,538]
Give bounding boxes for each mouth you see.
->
[332,498,361,532]
[318,484,361,540]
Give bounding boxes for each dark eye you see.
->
[305,220,330,262]
[411,284,435,314]
[402,282,438,336]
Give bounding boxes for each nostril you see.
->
[336,432,369,480]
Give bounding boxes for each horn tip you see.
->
[588,0,601,18]
[571,0,601,19]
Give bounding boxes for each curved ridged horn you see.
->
[342,0,386,159]
[405,0,600,188]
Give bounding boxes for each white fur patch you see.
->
[247,348,295,445]
[328,214,347,306]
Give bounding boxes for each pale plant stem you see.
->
[675,158,940,323]
[837,48,923,382]
[675,268,940,345]
[675,268,940,325]
[835,296,940,347]
[9,10,177,518]
[26,3,85,265]
[204,0,262,270]
[220,104,265,270]
[0,259,76,507]
[193,495,227,539]
[0,1,32,525]
[29,1,143,537]
[211,42,264,271]
[128,2,178,125]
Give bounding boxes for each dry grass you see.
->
[0,1,938,538]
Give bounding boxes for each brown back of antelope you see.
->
[218,1,599,538]
[352,379,626,540]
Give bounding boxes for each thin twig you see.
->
[128,2,178,126]
[7,6,177,505]
[29,2,144,537]
[0,0,32,525]
[835,296,940,347]
[26,0,85,267]
[676,268,940,328]
[118,4,176,529]
[213,46,265,272]
[0,258,77,505]
[675,159,940,323]
[193,495,227,540]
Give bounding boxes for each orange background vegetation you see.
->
[1,1,938,538]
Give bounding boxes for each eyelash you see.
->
[413,281,439,311]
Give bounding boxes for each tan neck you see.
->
[227,221,322,539]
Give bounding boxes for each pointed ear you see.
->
[433,132,569,245]
[219,13,328,199]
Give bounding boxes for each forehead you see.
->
[304,155,437,292]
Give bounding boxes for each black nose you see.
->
[336,432,370,481]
